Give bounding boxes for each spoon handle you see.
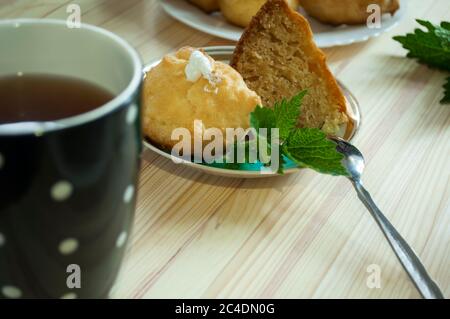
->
[352,181,444,299]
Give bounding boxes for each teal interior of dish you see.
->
[201,155,299,171]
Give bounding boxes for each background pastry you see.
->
[299,0,400,25]
[219,0,299,27]
[188,0,220,13]
[142,47,261,152]
[231,0,348,134]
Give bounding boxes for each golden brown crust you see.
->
[299,0,400,25]
[142,47,261,151]
[231,0,348,133]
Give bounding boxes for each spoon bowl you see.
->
[331,137,365,180]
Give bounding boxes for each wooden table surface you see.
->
[2,0,449,299]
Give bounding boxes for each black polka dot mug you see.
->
[0,19,142,299]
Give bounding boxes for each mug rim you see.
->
[0,18,142,136]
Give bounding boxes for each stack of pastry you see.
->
[143,0,360,151]
[187,0,400,27]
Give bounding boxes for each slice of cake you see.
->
[230,0,348,134]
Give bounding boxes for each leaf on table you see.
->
[393,19,450,72]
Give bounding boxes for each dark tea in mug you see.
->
[0,74,114,124]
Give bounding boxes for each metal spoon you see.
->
[331,137,444,299]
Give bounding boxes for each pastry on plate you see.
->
[219,0,299,27]
[299,0,400,25]
[231,0,348,134]
[187,0,219,13]
[142,47,261,152]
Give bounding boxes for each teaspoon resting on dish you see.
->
[331,136,444,299]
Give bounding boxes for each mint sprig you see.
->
[393,19,450,103]
[249,91,348,176]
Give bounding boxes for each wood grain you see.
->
[1,0,448,299]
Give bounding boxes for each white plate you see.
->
[142,46,361,178]
[160,0,407,48]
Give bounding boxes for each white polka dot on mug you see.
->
[51,181,73,202]
[2,286,22,299]
[58,238,79,255]
[61,292,77,299]
[123,185,135,204]
[116,231,128,248]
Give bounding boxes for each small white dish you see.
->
[142,46,361,178]
[159,0,407,48]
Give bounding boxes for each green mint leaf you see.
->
[250,105,275,134]
[249,106,282,172]
[273,90,307,141]
[393,19,450,72]
[284,128,348,176]
[442,77,450,103]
